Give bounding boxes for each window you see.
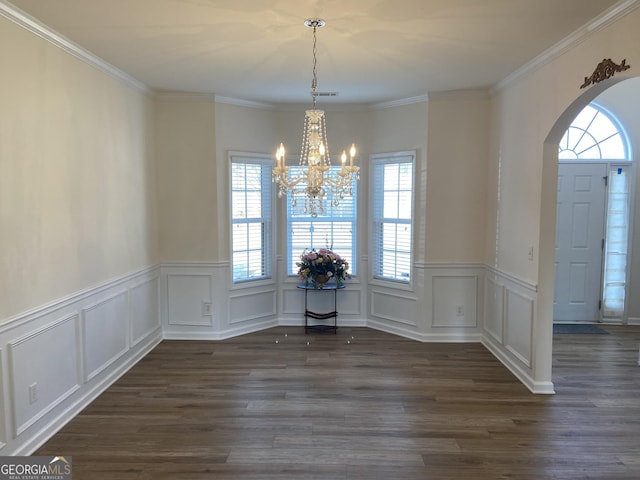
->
[559,104,626,160]
[603,166,630,316]
[371,152,415,283]
[230,154,272,283]
[559,103,631,317]
[287,166,357,276]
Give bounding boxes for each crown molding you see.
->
[155,91,216,102]
[493,0,640,93]
[272,102,370,113]
[427,89,490,101]
[370,94,429,110]
[0,0,150,95]
[214,95,274,110]
[585,0,640,31]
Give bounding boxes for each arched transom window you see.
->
[559,104,627,160]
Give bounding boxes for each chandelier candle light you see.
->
[273,18,360,218]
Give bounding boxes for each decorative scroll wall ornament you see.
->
[580,58,631,89]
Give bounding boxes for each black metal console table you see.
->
[297,283,345,334]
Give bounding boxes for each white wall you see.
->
[0,9,161,455]
[370,101,428,262]
[426,92,489,263]
[159,99,282,340]
[220,102,283,260]
[0,14,158,322]
[155,95,217,262]
[154,91,493,312]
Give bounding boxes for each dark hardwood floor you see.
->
[36,325,640,479]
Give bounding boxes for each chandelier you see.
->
[273,18,359,218]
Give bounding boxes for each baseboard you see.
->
[628,317,640,326]
[164,318,371,339]
[278,318,368,328]
[367,319,482,343]
[481,335,555,395]
[163,319,279,341]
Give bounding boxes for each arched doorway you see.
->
[554,103,632,323]
[539,76,639,389]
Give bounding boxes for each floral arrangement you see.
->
[297,248,349,288]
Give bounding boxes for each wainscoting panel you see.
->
[82,291,130,382]
[282,287,304,316]
[505,289,534,368]
[336,287,362,316]
[166,274,213,326]
[9,314,80,436]
[229,289,276,325]
[130,277,161,347]
[481,268,542,393]
[432,275,478,328]
[370,290,418,327]
[484,276,504,343]
[368,265,485,342]
[161,263,276,339]
[0,266,162,455]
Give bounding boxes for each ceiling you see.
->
[7,0,626,105]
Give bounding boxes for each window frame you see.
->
[229,152,275,286]
[369,151,416,286]
[285,164,358,278]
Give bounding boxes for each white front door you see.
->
[554,163,607,322]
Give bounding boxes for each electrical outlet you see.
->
[202,301,212,316]
[29,383,38,404]
[455,305,464,316]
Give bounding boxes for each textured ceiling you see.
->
[6,0,625,105]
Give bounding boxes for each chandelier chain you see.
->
[311,24,318,108]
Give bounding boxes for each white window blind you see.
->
[287,166,357,276]
[603,166,629,317]
[231,155,272,283]
[371,152,414,282]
